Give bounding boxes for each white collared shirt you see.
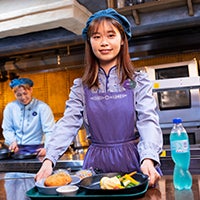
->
[2,98,55,147]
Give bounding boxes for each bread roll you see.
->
[44,172,72,187]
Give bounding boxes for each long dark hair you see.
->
[82,17,135,88]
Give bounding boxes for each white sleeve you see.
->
[2,103,17,145]
[134,71,163,165]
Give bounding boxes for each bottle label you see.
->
[171,140,189,153]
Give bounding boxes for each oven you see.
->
[145,58,200,145]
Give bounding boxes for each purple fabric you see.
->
[17,144,43,154]
[83,87,141,173]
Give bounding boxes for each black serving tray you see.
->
[78,172,148,195]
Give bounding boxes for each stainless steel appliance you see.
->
[144,58,200,145]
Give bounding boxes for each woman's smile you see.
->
[99,48,112,54]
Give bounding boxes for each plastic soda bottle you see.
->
[170,118,192,190]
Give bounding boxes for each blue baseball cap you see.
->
[82,8,132,40]
[10,78,34,89]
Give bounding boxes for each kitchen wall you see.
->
[0,51,200,140]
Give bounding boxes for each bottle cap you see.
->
[173,118,182,124]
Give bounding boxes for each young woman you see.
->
[35,8,163,187]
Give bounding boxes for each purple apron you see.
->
[83,86,141,173]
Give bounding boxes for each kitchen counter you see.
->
[0,172,199,200]
[0,153,84,173]
[0,148,200,199]
[0,153,200,175]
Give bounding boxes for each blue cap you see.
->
[82,8,132,40]
[9,78,34,89]
[173,118,182,124]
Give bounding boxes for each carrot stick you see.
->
[128,171,137,177]
[119,171,137,181]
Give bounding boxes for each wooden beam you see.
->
[187,0,194,16]
[132,9,140,25]
[107,0,115,8]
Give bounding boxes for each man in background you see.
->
[2,78,55,157]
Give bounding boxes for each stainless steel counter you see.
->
[0,153,83,173]
[0,157,199,180]
[0,149,200,175]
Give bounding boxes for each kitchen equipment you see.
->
[0,142,12,159]
[0,143,44,160]
[145,58,200,128]
[136,0,145,3]
[73,128,90,150]
[11,144,44,160]
[11,152,37,160]
[0,148,11,159]
[145,58,200,145]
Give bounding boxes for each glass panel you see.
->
[155,66,191,110]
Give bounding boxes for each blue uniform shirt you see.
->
[2,98,55,148]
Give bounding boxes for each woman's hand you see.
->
[140,159,161,187]
[35,159,53,182]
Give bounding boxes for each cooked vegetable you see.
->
[100,171,140,190]
[120,174,140,187]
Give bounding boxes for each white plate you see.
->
[35,175,80,195]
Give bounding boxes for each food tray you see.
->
[26,184,148,199]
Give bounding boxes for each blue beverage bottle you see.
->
[170,118,192,190]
